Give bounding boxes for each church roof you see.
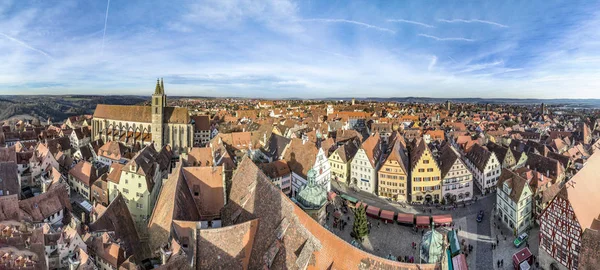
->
[93,105,189,124]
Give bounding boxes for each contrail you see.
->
[303,18,395,34]
[418,33,475,42]
[101,0,111,54]
[437,19,508,28]
[387,19,434,28]
[0,32,53,59]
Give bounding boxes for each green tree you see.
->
[352,205,369,241]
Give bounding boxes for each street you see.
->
[328,180,540,269]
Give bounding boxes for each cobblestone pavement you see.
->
[328,180,502,268]
[489,211,541,270]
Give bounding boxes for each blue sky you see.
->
[0,0,599,98]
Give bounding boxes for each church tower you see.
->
[152,78,166,149]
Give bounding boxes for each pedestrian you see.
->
[504,236,507,241]
[501,259,504,266]
[496,239,499,245]
[497,260,500,268]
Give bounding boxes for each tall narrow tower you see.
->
[152,78,166,149]
[540,103,545,115]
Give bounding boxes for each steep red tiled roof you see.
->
[220,157,439,270]
[562,152,600,230]
[148,162,200,252]
[90,194,148,261]
[19,183,71,223]
[182,167,224,220]
[93,105,190,124]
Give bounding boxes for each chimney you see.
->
[68,255,81,270]
[161,246,173,265]
[546,170,549,177]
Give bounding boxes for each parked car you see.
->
[476,210,484,223]
[514,233,529,247]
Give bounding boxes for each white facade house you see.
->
[439,145,473,202]
[285,138,332,198]
[464,144,501,194]
[69,130,90,150]
[496,169,533,234]
[350,134,382,194]
[313,147,331,192]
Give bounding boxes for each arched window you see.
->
[155,108,158,114]
[154,98,158,105]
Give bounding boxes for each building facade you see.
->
[410,139,442,203]
[377,138,409,202]
[438,144,473,203]
[328,140,359,184]
[91,79,193,154]
[464,144,501,194]
[350,134,382,193]
[107,146,166,237]
[496,169,533,234]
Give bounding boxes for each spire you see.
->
[161,78,164,93]
[154,78,162,95]
[307,167,316,185]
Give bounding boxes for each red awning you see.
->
[416,215,430,226]
[380,210,395,221]
[396,213,414,224]
[366,206,381,217]
[432,214,453,225]
[355,202,366,209]
[328,192,337,201]
[512,247,532,264]
[452,254,468,270]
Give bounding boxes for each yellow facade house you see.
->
[328,139,360,183]
[377,137,409,202]
[410,139,442,203]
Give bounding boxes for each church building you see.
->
[91,79,193,153]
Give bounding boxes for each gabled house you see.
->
[328,138,359,184]
[350,133,382,194]
[486,142,517,168]
[496,169,533,234]
[107,144,169,237]
[259,160,292,196]
[464,144,501,194]
[97,141,130,166]
[410,139,442,203]
[283,138,331,197]
[68,161,104,200]
[538,152,600,270]
[377,137,409,202]
[438,144,473,203]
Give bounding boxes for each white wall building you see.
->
[464,144,501,194]
[496,169,533,234]
[350,134,382,194]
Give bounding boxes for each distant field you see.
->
[0,95,147,123]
